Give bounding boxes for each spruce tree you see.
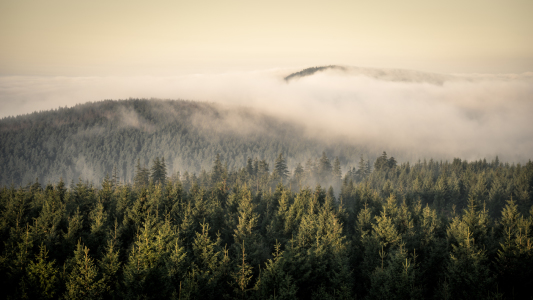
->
[292,163,304,189]
[318,152,332,182]
[211,154,225,185]
[256,241,297,300]
[98,239,122,300]
[150,157,167,186]
[232,240,254,300]
[133,159,149,189]
[274,153,289,183]
[374,151,389,171]
[494,198,533,297]
[26,244,59,299]
[64,241,108,300]
[444,195,491,299]
[332,157,342,189]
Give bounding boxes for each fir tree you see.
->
[274,153,289,183]
[256,241,297,300]
[318,152,332,181]
[150,157,167,186]
[232,240,254,300]
[374,151,389,171]
[64,241,108,300]
[26,244,59,299]
[133,159,149,189]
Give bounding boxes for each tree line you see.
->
[0,152,532,299]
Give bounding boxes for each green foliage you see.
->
[0,99,365,187]
[274,153,289,184]
[65,241,108,300]
[122,215,174,299]
[367,243,420,300]
[444,195,492,299]
[494,198,533,297]
[256,241,297,300]
[0,154,532,299]
[26,244,59,299]
[149,157,167,186]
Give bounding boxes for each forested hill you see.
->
[284,65,451,85]
[0,99,364,186]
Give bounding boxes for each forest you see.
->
[0,99,367,187]
[1,152,532,299]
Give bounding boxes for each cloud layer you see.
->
[1,67,532,163]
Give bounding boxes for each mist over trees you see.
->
[1,97,533,299]
[0,153,532,299]
[0,99,366,187]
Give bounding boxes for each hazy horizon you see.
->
[1,0,532,164]
[2,0,533,77]
[1,66,532,165]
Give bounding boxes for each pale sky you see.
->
[1,0,532,76]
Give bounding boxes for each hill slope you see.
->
[0,99,365,186]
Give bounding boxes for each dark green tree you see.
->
[374,151,389,171]
[64,241,108,300]
[133,159,149,189]
[274,153,289,183]
[150,157,167,185]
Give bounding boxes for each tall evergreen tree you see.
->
[274,153,289,183]
[318,152,332,181]
[25,244,59,299]
[374,151,389,171]
[211,154,225,185]
[64,241,108,300]
[133,159,149,189]
[292,163,304,189]
[150,157,167,185]
[332,157,342,188]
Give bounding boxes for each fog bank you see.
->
[1,66,532,163]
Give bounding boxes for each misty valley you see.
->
[0,98,532,299]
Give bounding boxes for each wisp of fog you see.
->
[1,66,532,163]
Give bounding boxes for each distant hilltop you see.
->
[284,65,346,81]
[284,65,452,85]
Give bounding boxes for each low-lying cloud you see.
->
[1,66,532,163]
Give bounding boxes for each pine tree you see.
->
[256,241,297,300]
[133,159,149,189]
[64,241,108,300]
[292,163,304,189]
[372,207,400,249]
[150,157,167,185]
[246,157,255,178]
[332,157,342,189]
[111,163,119,189]
[388,156,397,169]
[232,240,254,300]
[274,153,289,183]
[444,195,491,299]
[233,185,262,267]
[24,243,59,299]
[185,221,226,299]
[98,239,121,299]
[357,155,370,181]
[88,200,108,257]
[374,151,389,171]
[494,198,533,297]
[318,152,332,181]
[367,243,420,300]
[211,154,225,185]
[122,215,173,299]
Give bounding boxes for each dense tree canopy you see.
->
[1,153,532,299]
[0,99,367,187]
